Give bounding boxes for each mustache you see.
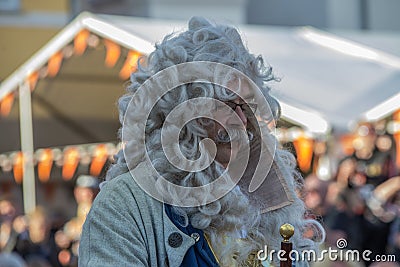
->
[215,128,254,144]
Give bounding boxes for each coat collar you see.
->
[162,205,195,267]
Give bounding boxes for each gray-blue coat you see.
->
[78,164,196,267]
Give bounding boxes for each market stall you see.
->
[1,12,400,214]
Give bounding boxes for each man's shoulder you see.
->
[101,171,142,197]
[98,162,162,212]
[102,162,149,194]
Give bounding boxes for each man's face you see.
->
[207,82,255,168]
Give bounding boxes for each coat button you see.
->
[191,233,200,242]
[168,232,183,248]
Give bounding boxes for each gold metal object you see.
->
[203,232,221,265]
[279,223,294,242]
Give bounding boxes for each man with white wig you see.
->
[79,17,324,267]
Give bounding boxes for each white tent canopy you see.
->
[101,14,400,132]
[2,12,400,135]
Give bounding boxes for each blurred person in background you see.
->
[303,174,330,220]
[337,122,396,188]
[12,206,58,267]
[68,174,99,240]
[324,187,365,252]
[54,175,99,267]
[329,122,399,265]
[0,197,18,253]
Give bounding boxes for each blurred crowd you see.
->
[0,175,98,267]
[303,122,400,266]
[1,122,400,266]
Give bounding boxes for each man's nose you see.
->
[235,106,247,127]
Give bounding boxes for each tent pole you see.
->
[19,81,36,214]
